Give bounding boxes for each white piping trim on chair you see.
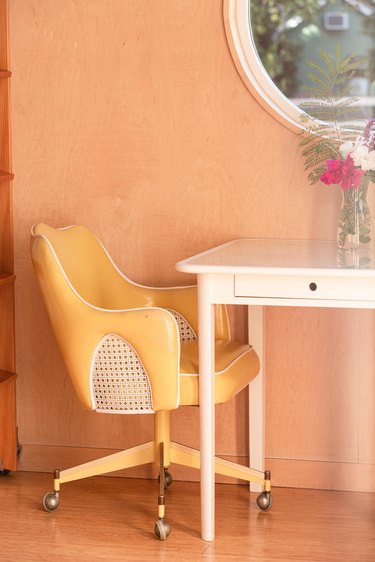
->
[31,225,182,409]
[32,224,197,292]
[31,225,231,340]
[179,346,255,377]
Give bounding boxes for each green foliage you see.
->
[299,45,361,185]
[251,0,327,97]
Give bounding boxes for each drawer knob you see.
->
[309,282,317,291]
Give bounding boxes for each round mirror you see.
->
[224,0,375,132]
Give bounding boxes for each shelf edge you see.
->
[0,170,14,182]
[0,370,16,383]
[0,273,15,284]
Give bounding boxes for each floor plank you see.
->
[1,472,375,561]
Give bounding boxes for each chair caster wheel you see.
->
[164,471,173,488]
[154,518,171,541]
[43,492,60,512]
[257,491,273,511]
[158,470,173,488]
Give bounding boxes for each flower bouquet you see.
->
[319,119,375,249]
[300,46,375,250]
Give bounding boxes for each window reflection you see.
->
[250,0,375,124]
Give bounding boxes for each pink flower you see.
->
[340,155,364,190]
[320,159,343,185]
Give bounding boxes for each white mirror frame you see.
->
[223,0,304,132]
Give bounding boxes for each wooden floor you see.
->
[1,471,375,562]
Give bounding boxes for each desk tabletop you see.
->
[176,239,375,277]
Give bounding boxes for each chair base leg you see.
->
[154,442,171,540]
[59,441,155,486]
[42,421,272,520]
[170,441,272,508]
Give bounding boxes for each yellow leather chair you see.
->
[30,223,272,540]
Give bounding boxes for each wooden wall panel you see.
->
[358,310,375,464]
[8,0,374,489]
[0,1,7,69]
[265,307,359,463]
[0,372,17,471]
[0,180,13,272]
[0,281,15,372]
[0,80,10,170]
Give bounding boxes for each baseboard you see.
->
[267,458,375,492]
[16,444,375,491]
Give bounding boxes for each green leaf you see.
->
[307,73,331,89]
[299,44,364,183]
[306,61,331,83]
[320,48,336,76]
[359,236,371,244]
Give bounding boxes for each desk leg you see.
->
[248,305,265,492]
[198,274,215,541]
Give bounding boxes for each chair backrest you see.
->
[30,224,180,412]
[31,223,145,310]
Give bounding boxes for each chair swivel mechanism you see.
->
[30,223,272,540]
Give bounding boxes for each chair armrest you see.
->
[54,305,181,411]
[150,285,199,336]
[148,285,230,341]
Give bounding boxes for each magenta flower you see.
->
[340,155,364,190]
[320,155,364,190]
[320,159,343,185]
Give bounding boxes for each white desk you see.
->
[176,238,375,541]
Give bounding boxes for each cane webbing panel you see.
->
[91,334,153,413]
[166,309,197,342]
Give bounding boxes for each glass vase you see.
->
[337,176,372,251]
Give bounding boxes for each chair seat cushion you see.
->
[179,340,260,406]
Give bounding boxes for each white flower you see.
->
[351,145,375,171]
[339,140,354,159]
[361,149,375,172]
[340,137,363,159]
[352,144,369,167]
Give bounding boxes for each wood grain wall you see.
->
[9,0,375,491]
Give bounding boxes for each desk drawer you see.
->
[234,274,375,301]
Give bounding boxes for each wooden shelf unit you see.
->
[0,0,17,473]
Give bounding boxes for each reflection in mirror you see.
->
[251,0,375,125]
[225,0,375,130]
